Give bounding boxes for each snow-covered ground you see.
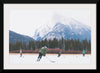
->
[9,54,91,65]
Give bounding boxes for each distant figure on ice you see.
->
[20,48,22,57]
[58,51,61,57]
[37,46,47,61]
[82,50,85,56]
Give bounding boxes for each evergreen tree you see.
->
[9,37,91,53]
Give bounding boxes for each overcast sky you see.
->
[9,9,91,37]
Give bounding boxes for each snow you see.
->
[9,54,91,65]
[79,31,82,35]
[69,24,72,30]
[71,33,74,35]
[33,24,52,40]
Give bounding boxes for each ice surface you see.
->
[9,54,91,65]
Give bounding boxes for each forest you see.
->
[9,37,91,52]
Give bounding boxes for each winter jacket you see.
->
[39,47,47,56]
[20,49,22,54]
[82,50,85,54]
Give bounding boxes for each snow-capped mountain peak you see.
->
[33,16,91,41]
[33,24,52,40]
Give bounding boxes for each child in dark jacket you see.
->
[58,51,61,57]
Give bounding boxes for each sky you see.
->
[9,9,91,37]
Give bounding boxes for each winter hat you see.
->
[44,46,47,49]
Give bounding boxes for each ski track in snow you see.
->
[9,54,91,65]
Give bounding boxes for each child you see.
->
[82,50,85,56]
[20,48,22,57]
[37,46,47,61]
[58,51,61,57]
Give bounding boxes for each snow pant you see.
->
[83,53,85,56]
[37,53,43,61]
[20,53,22,57]
[58,52,61,57]
[58,53,61,57]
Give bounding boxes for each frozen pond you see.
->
[9,54,91,65]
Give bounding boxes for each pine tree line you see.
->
[9,37,91,51]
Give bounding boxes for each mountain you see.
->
[42,23,91,41]
[33,18,91,41]
[33,24,52,41]
[9,30,34,44]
